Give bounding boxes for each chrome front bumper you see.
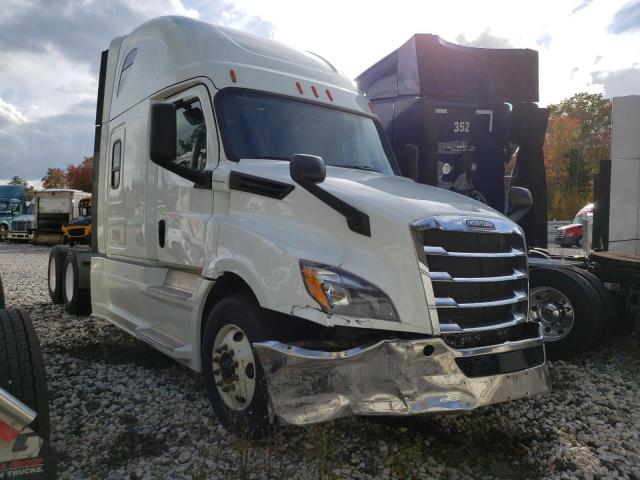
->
[0,387,36,435]
[254,328,549,426]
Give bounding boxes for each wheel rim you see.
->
[65,262,74,302]
[212,324,256,411]
[48,256,57,293]
[530,286,574,341]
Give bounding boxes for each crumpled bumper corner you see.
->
[254,336,550,426]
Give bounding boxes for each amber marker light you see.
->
[300,264,330,311]
[311,85,319,98]
[229,69,237,83]
[325,89,333,101]
[296,82,304,94]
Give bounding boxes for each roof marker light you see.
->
[296,82,304,94]
[229,69,237,83]
[325,89,333,101]
[311,86,319,98]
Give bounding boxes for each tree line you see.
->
[544,92,610,220]
[8,156,93,200]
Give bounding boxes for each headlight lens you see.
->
[299,261,399,321]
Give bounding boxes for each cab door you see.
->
[150,84,216,269]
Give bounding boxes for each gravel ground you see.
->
[1,242,639,480]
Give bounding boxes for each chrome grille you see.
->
[413,216,529,332]
[10,220,30,232]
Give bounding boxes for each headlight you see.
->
[299,261,399,322]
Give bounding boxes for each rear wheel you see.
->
[529,267,605,360]
[0,308,50,439]
[47,245,69,304]
[202,293,271,438]
[62,250,91,316]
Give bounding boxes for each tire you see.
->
[0,225,7,242]
[47,245,69,304]
[0,308,50,439]
[62,250,91,316]
[202,292,271,438]
[529,267,605,360]
[566,266,617,333]
[0,274,5,309]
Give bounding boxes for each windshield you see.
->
[0,200,10,212]
[218,91,397,175]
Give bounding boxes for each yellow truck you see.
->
[61,196,91,246]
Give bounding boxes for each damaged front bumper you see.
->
[254,325,550,425]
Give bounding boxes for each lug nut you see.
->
[212,356,220,364]
[213,369,220,375]
[235,396,246,403]
[232,361,239,368]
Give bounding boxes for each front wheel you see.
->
[0,225,7,242]
[202,293,271,438]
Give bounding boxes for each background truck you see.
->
[0,185,27,242]
[47,16,549,436]
[61,196,92,246]
[33,189,91,245]
[356,36,618,359]
[7,203,35,242]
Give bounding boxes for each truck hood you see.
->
[234,159,507,224]
[11,214,34,222]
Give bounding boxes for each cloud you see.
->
[455,28,513,49]
[0,99,95,180]
[591,66,640,97]
[572,0,593,14]
[0,98,27,125]
[0,0,273,182]
[536,33,552,48]
[608,1,640,34]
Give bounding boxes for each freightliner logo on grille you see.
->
[464,219,496,230]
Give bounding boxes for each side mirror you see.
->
[290,154,326,184]
[149,102,177,165]
[149,102,212,189]
[508,186,533,222]
[398,144,419,180]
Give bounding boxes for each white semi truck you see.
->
[47,16,549,434]
[33,189,91,245]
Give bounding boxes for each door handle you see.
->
[158,219,166,248]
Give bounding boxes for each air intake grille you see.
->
[455,345,544,378]
[416,220,529,330]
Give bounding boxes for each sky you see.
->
[1,0,639,186]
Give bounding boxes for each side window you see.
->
[117,48,137,96]
[111,140,122,189]
[174,98,207,171]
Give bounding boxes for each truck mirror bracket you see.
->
[290,154,371,237]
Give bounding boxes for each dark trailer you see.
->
[356,34,549,247]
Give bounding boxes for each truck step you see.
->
[136,327,192,359]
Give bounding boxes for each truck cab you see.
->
[0,185,27,241]
[53,16,549,434]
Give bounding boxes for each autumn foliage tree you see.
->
[544,92,611,219]
[41,168,67,189]
[40,157,93,193]
[66,157,93,192]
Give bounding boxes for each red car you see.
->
[555,203,593,247]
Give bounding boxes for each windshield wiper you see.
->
[339,165,381,173]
